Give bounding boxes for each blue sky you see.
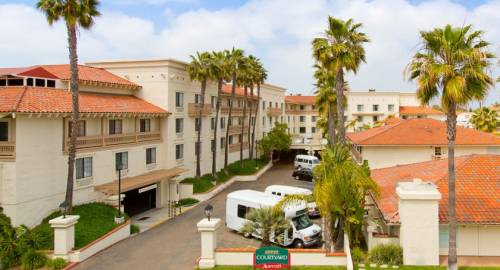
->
[1,0,499,105]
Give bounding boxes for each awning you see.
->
[95,167,189,195]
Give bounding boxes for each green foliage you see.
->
[240,207,290,247]
[32,203,119,250]
[37,0,101,29]
[46,257,67,270]
[227,159,267,175]
[351,246,366,264]
[130,224,140,235]
[258,123,291,160]
[176,198,200,207]
[21,250,47,270]
[368,244,403,266]
[471,107,498,133]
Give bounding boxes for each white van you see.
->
[294,155,320,170]
[226,190,321,248]
[264,185,320,217]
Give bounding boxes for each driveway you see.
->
[74,163,312,270]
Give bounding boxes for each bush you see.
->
[351,246,366,264]
[368,244,403,266]
[46,257,67,270]
[176,198,199,207]
[130,224,140,235]
[21,250,47,270]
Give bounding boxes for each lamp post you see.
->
[59,201,69,219]
[204,204,213,221]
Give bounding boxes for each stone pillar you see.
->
[197,218,221,268]
[49,215,80,257]
[397,179,441,265]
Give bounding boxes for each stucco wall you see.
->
[440,225,500,256]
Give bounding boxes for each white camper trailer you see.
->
[226,190,321,248]
[264,185,320,217]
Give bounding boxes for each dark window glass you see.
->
[8,79,23,86]
[109,120,122,135]
[176,118,183,133]
[27,78,34,86]
[47,80,56,88]
[0,122,8,141]
[146,147,156,165]
[237,205,247,218]
[76,157,92,179]
[175,92,183,107]
[176,144,184,159]
[115,152,128,170]
[0,80,6,86]
[140,119,151,132]
[35,79,45,87]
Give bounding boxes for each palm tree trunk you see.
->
[196,79,206,179]
[324,213,334,252]
[212,79,223,177]
[65,23,80,214]
[335,67,346,145]
[240,86,248,166]
[247,86,254,160]
[328,105,336,147]
[334,218,344,251]
[446,107,458,270]
[224,73,237,171]
[251,83,261,160]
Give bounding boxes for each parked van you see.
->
[264,185,320,217]
[294,155,320,170]
[226,190,321,248]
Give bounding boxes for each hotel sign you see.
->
[254,246,290,269]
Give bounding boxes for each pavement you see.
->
[74,163,312,270]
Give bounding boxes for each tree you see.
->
[239,58,252,166]
[406,24,495,270]
[470,107,498,133]
[240,207,290,247]
[312,17,369,145]
[250,57,267,160]
[314,66,337,147]
[187,52,212,179]
[37,0,100,214]
[258,122,291,161]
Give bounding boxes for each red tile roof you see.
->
[347,118,500,146]
[285,95,316,104]
[370,154,500,224]
[221,84,257,98]
[0,87,168,115]
[399,106,444,115]
[1,65,140,89]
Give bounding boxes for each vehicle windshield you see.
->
[291,214,313,231]
[312,159,320,164]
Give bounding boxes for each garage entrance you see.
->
[123,185,157,217]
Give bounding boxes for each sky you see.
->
[0,0,499,105]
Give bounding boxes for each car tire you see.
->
[293,239,305,248]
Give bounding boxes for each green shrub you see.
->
[176,198,199,207]
[46,257,67,270]
[21,250,47,270]
[351,246,366,264]
[130,224,140,235]
[368,244,403,266]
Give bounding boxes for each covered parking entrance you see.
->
[95,167,188,217]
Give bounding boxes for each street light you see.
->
[116,162,123,218]
[204,204,213,221]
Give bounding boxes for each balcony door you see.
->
[0,122,8,141]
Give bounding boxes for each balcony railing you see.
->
[229,142,249,153]
[188,103,213,117]
[0,142,15,160]
[228,125,249,135]
[267,108,282,117]
[64,131,161,151]
[285,109,317,115]
[221,107,244,115]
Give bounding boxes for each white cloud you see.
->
[0,0,498,104]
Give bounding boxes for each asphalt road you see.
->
[74,163,313,270]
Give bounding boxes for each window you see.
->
[237,204,247,218]
[373,104,379,112]
[194,94,201,104]
[75,157,92,179]
[227,98,231,107]
[228,117,233,127]
[140,119,151,132]
[268,117,272,125]
[229,135,234,144]
[211,118,215,130]
[195,118,201,132]
[211,96,217,108]
[388,104,395,112]
[288,116,290,123]
[220,137,225,149]
[373,116,378,122]
[312,105,316,110]
[300,105,305,110]
[195,142,201,155]
[115,152,128,170]
[312,116,317,122]
[402,115,408,119]
[262,116,266,126]
[175,144,184,160]
[300,116,305,122]
[211,140,215,152]
[357,116,363,122]
[220,117,226,129]
[238,117,243,126]
[27,78,33,86]
[434,147,442,156]
[146,147,156,165]
[262,101,266,110]
[69,120,86,137]
[0,122,8,141]
[175,92,184,107]
[357,104,364,112]
[299,127,306,134]
[312,127,316,133]
[175,118,183,133]
[109,119,122,135]
[35,78,45,87]
[439,227,449,249]
[47,80,56,88]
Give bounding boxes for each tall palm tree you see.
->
[223,48,245,171]
[470,107,498,133]
[406,24,495,270]
[240,207,290,247]
[250,58,267,160]
[239,59,251,166]
[209,51,230,178]
[314,66,337,147]
[37,0,100,214]
[187,52,212,179]
[312,17,369,145]
[246,55,259,161]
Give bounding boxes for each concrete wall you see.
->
[440,225,500,256]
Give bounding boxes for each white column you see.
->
[49,215,80,257]
[397,179,441,265]
[197,218,221,268]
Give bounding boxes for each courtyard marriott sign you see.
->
[254,246,290,269]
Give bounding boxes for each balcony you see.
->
[221,107,244,115]
[229,142,249,153]
[267,108,282,117]
[188,103,213,117]
[64,131,161,152]
[228,125,249,135]
[285,109,317,115]
[0,141,15,160]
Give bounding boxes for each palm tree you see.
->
[37,0,100,214]
[187,52,212,179]
[209,51,230,178]
[223,48,245,171]
[246,55,259,161]
[250,58,267,160]
[239,59,251,166]
[470,107,498,133]
[406,24,495,270]
[240,207,290,247]
[312,17,369,145]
